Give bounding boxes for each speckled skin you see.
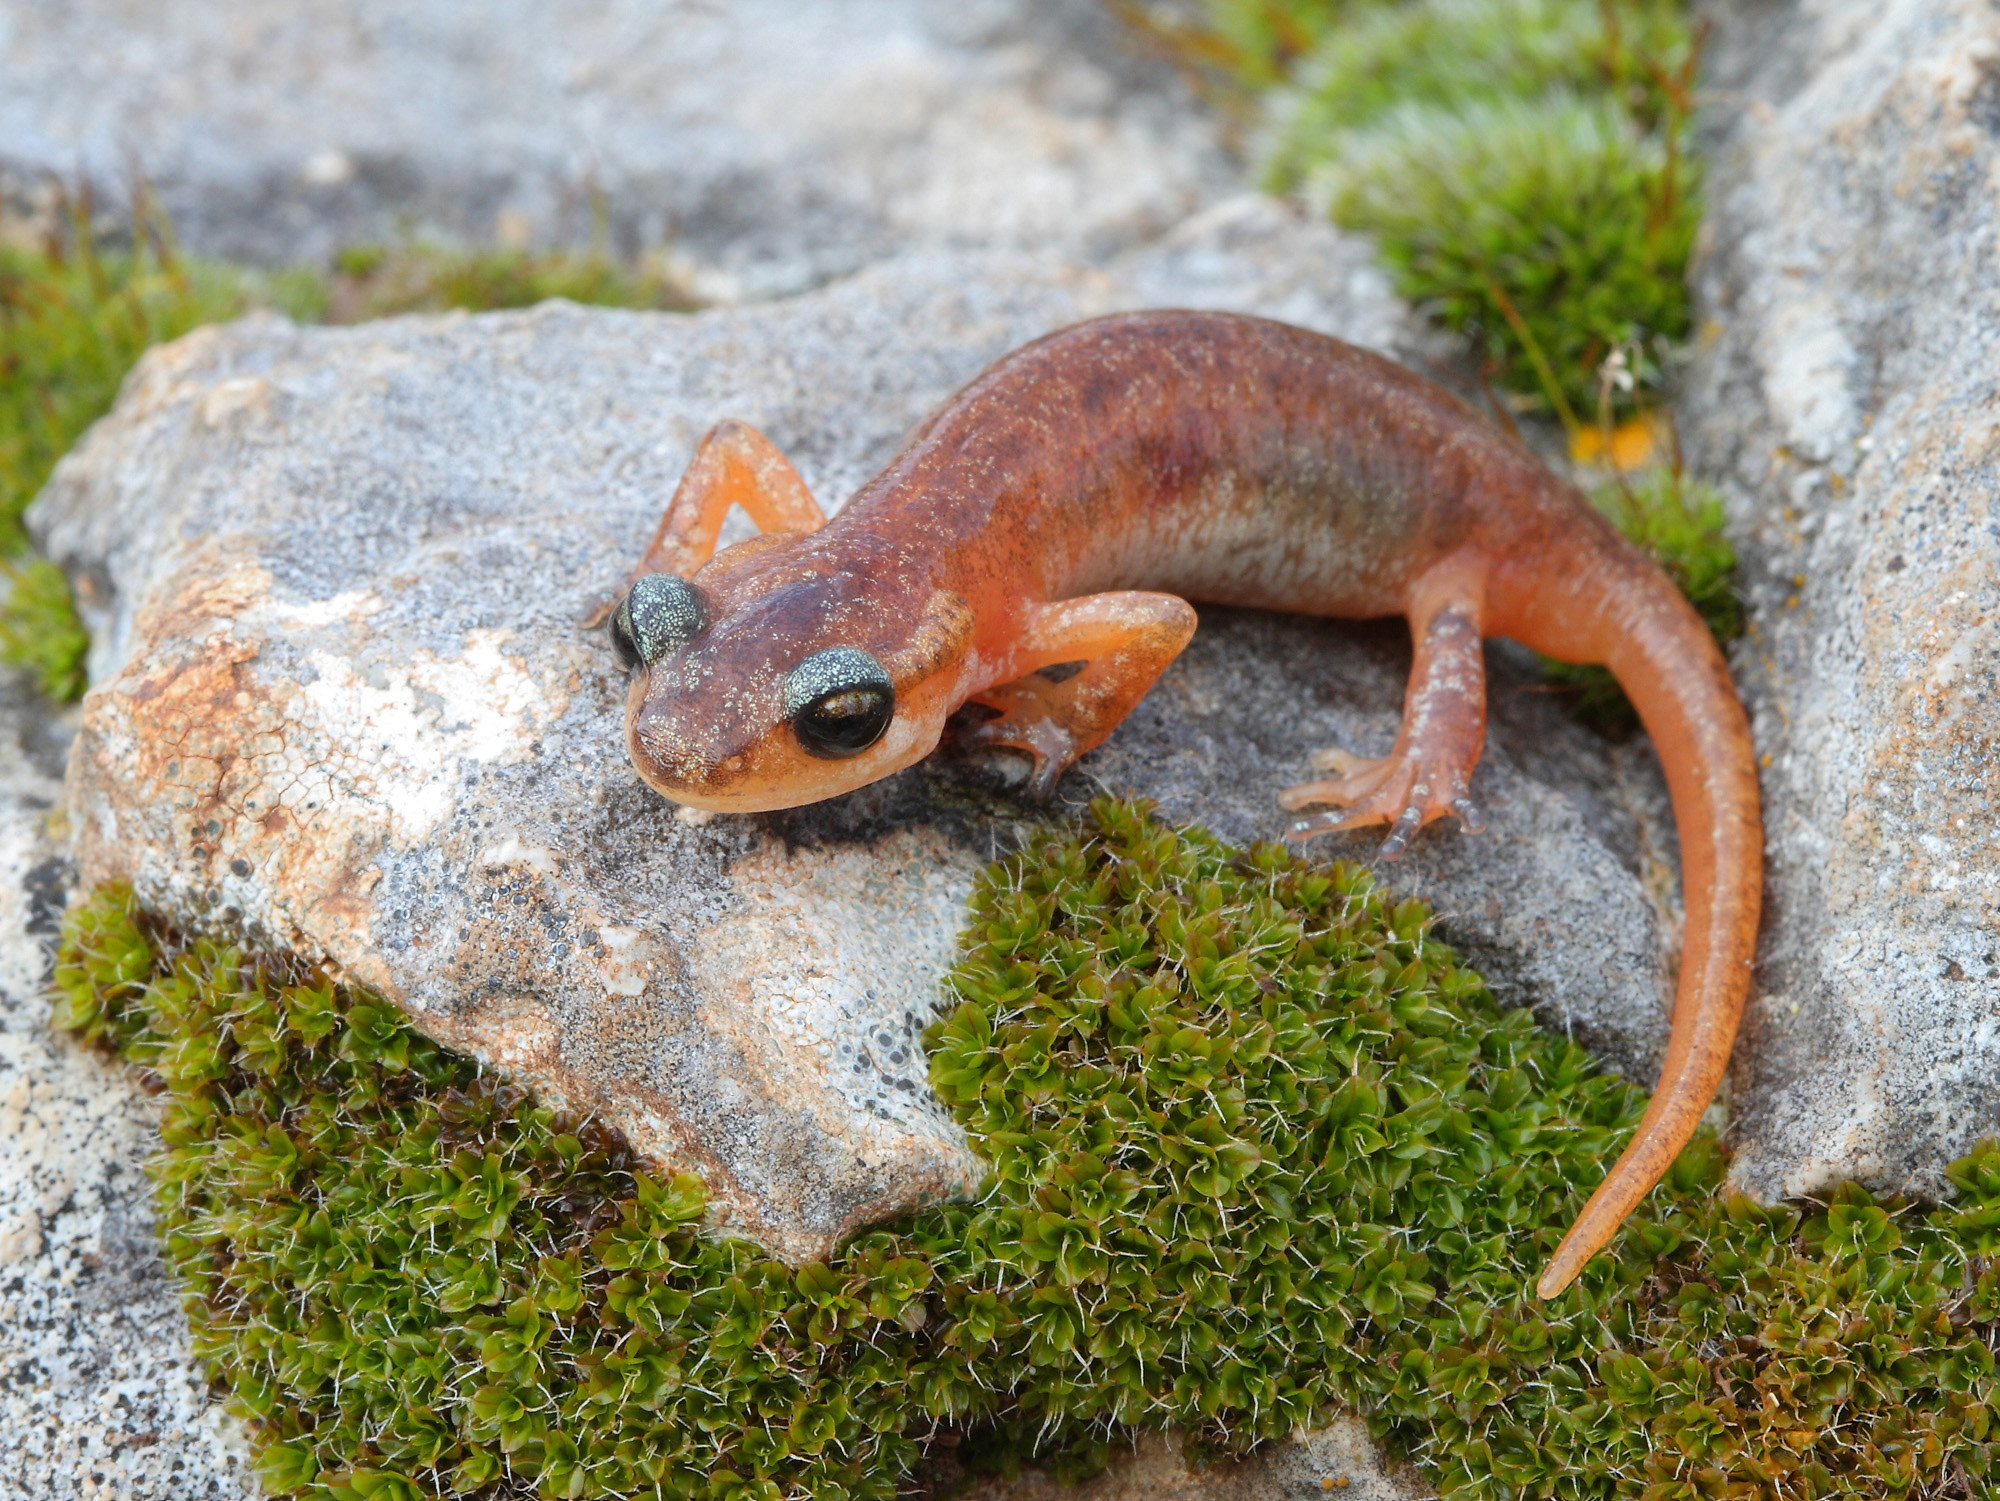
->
[613,310,1763,1298]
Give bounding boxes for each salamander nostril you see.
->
[611,573,709,669]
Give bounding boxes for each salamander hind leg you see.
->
[1282,594,1488,861]
[961,592,1197,799]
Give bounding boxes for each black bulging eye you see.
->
[611,573,708,669]
[785,647,895,759]
[799,688,894,757]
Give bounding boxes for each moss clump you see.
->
[1616,471,1739,645]
[0,218,324,554]
[1109,0,1380,93]
[1247,0,1698,419]
[1263,0,1690,183]
[1303,88,1695,421]
[0,216,323,698]
[328,243,698,321]
[58,802,2000,1498]
[0,555,92,701]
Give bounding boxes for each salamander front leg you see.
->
[960,592,1197,799]
[587,419,825,622]
[1281,599,1487,859]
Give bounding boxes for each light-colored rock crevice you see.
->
[1688,0,2000,1201]
[960,1422,1433,1501]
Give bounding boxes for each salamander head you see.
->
[607,535,976,813]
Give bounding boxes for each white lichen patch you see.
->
[289,628,551,844]
[261,586,386,633]
[70,597,562,986]
[591,923,654,999]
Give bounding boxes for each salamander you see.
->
[599,310,1762,1298]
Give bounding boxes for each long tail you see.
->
[1511,538,1763,1300]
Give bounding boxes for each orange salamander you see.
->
[600,310,1762,1299]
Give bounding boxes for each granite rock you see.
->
[961,1421,1432,1501]
[32,201,1683,1263]
[1686,0,2000,1201]
[0,0,1229,299]
[0,665,257,1499]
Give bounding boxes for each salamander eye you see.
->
[611,573,708,669]
[784,647,894,759]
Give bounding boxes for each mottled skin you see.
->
[604,311,1762,1298]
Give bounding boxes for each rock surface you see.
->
[960,1422,1432,1501]
[0,0,1229,298]
[1,3,1698,1493]
[1685,0,2000,1202]
[34,200,1683,1264]
[0,669,257,1499]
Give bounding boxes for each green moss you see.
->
[57,801,2000,1498]
[1306,89,1697,419]
[1263,0,1691,186]
[1108,2,1379,95]
[1544,468,1741,733]
[0,225,323,556]
[0,556,91,701]
[329,243,697,320]
[1212,0,1700,419]
[0,218,323,700]
[1194,0,1351,84]
[1621,473,1740,645]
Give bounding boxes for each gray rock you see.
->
[959,1420,1432,1500]
[0,667,256,1500]
[1685,0,2000,1201]
[33,200,1682,1263]
[0,0,1230,298]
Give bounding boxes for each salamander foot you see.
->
[956,677,1078,801]
[1280,595,1488,859]
[1278,744,1483,861]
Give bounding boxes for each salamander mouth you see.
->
[623,741,875,815]
[623,698,869,813]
